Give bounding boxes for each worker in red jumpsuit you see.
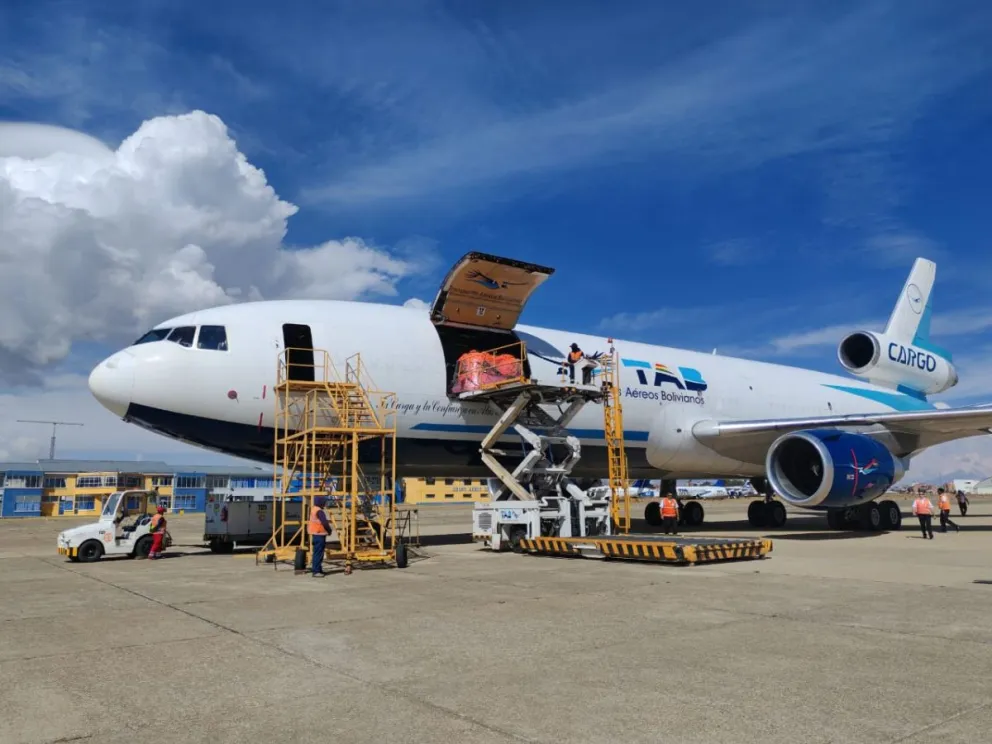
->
[149,505,168,559]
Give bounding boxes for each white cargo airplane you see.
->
[88,252,992,532]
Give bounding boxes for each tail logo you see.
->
[906,283,923,314]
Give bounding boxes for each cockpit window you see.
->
[197,325,228,351]
[167,326,195,348]
[133,328,171,345]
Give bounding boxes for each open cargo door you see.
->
[430,252,554,332]
[428,252,556,396]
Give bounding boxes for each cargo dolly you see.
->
[516,534,773,566]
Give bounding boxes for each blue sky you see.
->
[3,0,992,475]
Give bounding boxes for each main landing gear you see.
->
[643,498,705,529]
[825,500,902,532]
[747,498,787,528]
[746,478,788,528]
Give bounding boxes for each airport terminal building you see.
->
[0,459,496,518]
[0,459,276,518]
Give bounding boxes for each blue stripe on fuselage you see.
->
[411,422,650,441]
[821,384,936,411]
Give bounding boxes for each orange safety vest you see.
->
[149,514,165,532]
[661,497,678,518]
[568,350,583,363]
[913,498,932,515]
[938,494,951,511]
[307,505,328,535]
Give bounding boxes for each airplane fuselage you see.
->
[89,299,934,481]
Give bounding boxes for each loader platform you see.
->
[516,533,772,566]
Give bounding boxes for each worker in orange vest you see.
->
[936,488,960,533]
[308,495,333,577]
[660,492,680,535]
[566,344,584,383]
[148,505,167,559]
[912,493,934,540]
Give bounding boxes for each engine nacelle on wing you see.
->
[837,331,958,395]
[765,429,905,509]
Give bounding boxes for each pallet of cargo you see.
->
[516,533,772,566]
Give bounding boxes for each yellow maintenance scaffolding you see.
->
[598,341,631,534]
[257,348,409,574]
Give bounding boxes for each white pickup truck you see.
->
[56,489,172,562]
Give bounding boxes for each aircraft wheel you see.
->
[878,500,901,531]
[860,502,882,531]
[747,500,767,527]
[766,501,787,528]
[644,501,662,527]
[395,542,408,568]
[683,501,705,527]
[77,540,104,563]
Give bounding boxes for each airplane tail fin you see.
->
[883,257,952,361]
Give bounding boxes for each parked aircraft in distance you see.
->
[89,251,992,532]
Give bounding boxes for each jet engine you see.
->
[765,429,905,509]
[837,331,957,395]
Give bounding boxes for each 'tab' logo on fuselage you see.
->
[620,359,707,405]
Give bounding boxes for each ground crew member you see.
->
[957,489,969,517]
[912,493,934,540]
[567,343,583,383]
[308,495,333,577]
[148,505,167,559]
[660,492,680,535]
[937,488,960,533]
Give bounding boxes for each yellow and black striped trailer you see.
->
[517,534,772,565]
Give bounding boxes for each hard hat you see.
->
[156,505,166,513]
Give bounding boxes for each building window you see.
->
[152,476,173,487]
[76,496,96,511]
[44,477,67,489]
[121,475,142,488]
[76,476,102,488]
[167,326,196,347]
[174,494,197,510]
[197,325,228,351]
[176,475,205,489]
[14,494,39,512]
[103,475,117,487]
[206,475,229,489]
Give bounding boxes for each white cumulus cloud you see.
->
[0,110,428,384]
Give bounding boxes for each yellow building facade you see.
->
[39,471,176,517]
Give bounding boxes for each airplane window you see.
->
[197,325,228,351]
[167,326,195,348]
[132,328,172,345]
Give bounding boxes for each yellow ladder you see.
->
[600,341,631,533]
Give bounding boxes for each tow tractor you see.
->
[56,489,172,562]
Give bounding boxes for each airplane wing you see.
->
[691,404,992,463]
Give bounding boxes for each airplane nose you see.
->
[88,353,135,418]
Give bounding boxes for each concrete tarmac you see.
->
[2,497,991,743]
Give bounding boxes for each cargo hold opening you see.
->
[434,325,530,396]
